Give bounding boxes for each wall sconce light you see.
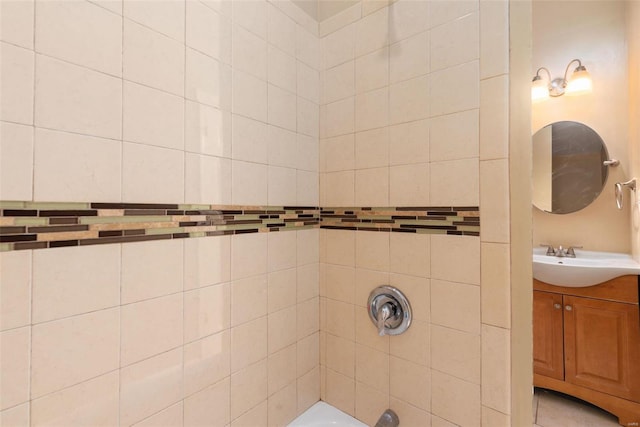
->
[531,59,592,102]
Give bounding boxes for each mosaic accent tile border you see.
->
[320,207,480,236]
[0,202,480,251]
[0,201,320,252]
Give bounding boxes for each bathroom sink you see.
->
[532,247,640,287]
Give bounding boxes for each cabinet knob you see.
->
[554,303,562,310]
[565,305,573,311]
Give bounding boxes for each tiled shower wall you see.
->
[317,1,513,426]
[0,1,321,426]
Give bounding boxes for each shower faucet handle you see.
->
[376,303,393,336]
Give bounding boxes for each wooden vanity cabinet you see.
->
[533,276,640,426]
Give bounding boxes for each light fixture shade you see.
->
[531,77,550,102]
[565,68,592,95]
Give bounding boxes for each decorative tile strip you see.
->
[0,201,320,252]
[0,202,480,251]
[320,207,480,236]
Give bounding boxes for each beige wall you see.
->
[0,1,321,425]
[318,0,520,425]
[532,0,631,253]
[628,0,640,262]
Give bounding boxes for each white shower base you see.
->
[287,402,368,427]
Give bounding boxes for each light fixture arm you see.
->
[534,67,552,82]
[561,59,584,87]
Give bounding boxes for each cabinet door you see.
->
[564,295,640,401]
[533,291,564,380]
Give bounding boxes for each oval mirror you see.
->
[532,121,609,214]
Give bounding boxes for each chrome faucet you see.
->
[540,244,582,258]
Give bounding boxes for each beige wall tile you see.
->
[1,327,30,410]
[297,229,320,266]
[430,60,479,116]
[479,0,509,79]
[430,158,479,206]
[184,236,231,290]
[186,48,231,109]
[479,75,508,160]
[233,24,267,80]
[389,232,430,277]
[355,382,389,426]
[186,0,231,63]
[430,110,479,162]
[355,47,389,94]
[34,128,121,203]
[122,239,183,304]
[325,299,355,340]
[355,127,389,169]
[355,231,389,271]
[389,75,429,125]
[389,397,430,427]
[0,250,31,331]
[324,264,356,304]
[431,370,481,427]
[296,25,320,70]
[268,382,297,426]
[268,84,296,131]
[322,24,355,70]
[1,43,33,125]
[230,359,268,420]
[185,153,232,205]
[355,167,389,206]
[298,98,320,138]
[481,242,511,328]
[268,268,297,313]
[231,233,268,280]
[31,372,119,427]
[297,262,319,304]
[184,283,230,343]
[431,235,480,285]
[481,324,510,414]
[133,402,183,427]
[124,0,184,41]
[121,294,183,366]
[388,0,429,44]
[298,61,320,103]
[185,101,231,157]
[322,134,355,172]
[231,275,268,326]
[297,366,320,414]
[32,244,120,324]
[428,1,477,28]
[324,97,355,138]
[325,230,356,267]
[297,297,319,339]
[0,122,33,201]
[183,330,230,397]
[268,344,297,395]
[231,400,267,427]
[232,70,268,122]
[390,356,430,410]
[36,55,122,139]
[325,368,355,416]
[431,325,480,384]
[355,344,389,391]
[231,317,267,373]
[268,231,297,272]
[36,0,121,75]
[269,4,296,56]
[388,274,429,324]
[1,402,30,427]
[390,31,429,83]
[354,305,389,353]
[430,12,479,72]
[355,268,389,308]
[122,142,184,203]
[269,305,297,353]
[480,159,510,243]
[326,333,355,378]
[233,0,267,39]
[271,166,298,207]
[321,171,355,206]
[297,332,319,376]
[481,406,510,427]
[323,60,355,104]
[120,348,183,426]
[355,87,389,132]
[389,119,429,166]
[31,308,119,398]
[0,0,34,48]
[184,378,230,427]
[389,319,429,366]
[389,163,430,206]
[232,114,268,163]
[355,7,388,57]
[123,81,184,150]
[431,279,480,334]
[231,160,268,205]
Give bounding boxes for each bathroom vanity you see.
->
[533,275,640,426]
